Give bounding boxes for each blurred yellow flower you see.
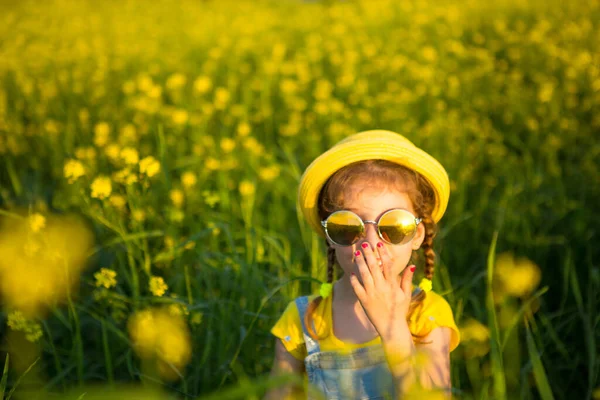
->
[120,147,140,165]
[113,168,138,185]
[120,124,138,144]
[259,165,280,182]
[205,157,221,171]
[202,191,220,207]
[132,209,146,222]
[139,156,161,178]
[127,306,192,381]
[494,252,542,298]
[460,318,490,358]
[28,213,46,233]
[94,122,111,147]
[220,137,236,153]
[170,189,185,208]
[214,87,230,109]
[181,171,197,189]
[64,159,86,183]
[193,76,212,94]
[105,143,121,162]
[94,268,117,289]
[149,276,168,297]
[109,194,127,210]
[171,109,189,125]
[239,180,255,197]
[236,122,251,137]
[0,212,94,316]
[166,73,187,91]
[91,176,112,199]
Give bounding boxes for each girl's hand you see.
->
[349,242,416,340]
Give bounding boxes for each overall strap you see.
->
[295,296,321,355]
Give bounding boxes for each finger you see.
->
[376,241,393,281]
[360,242,385,286]
[354,249,375,292]
[349,272,367,303]
[401,265,416,298]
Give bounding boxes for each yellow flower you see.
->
[459,318,490,358]
[0,212,93,316]
[166,73,187,91]
[113,168,137,185]
[239,180,255,197]
[94,122,111,147]
[214,87,230,109]
[120,147,139,165]
[494,252,542,298]
[171,109,189,125]
[94,268,117,289]
[139,156,161,178]
[7,310,43,342]
[220,138,236,153]
[149,276,168,297]
[109,194,127,211]
[181,171,197,189]
[193,76,212,94]
[259,165,280,182]
[120,124,138,143]
[132,209,146,222]
[236,122,251,137]
[170,189,185,208]
[105,143,121,162]
[203,191,220,207]
[28,213,46,233]
[90,176,112,199]
[127,307,192,381]
[205,157,220,171]
[63,159,86,183]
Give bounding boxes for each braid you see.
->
[327,245,335,283]
[304,243,336,340]
[407,214,437,320]
[421,215,436,280]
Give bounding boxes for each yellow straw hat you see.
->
[298,130,450,237]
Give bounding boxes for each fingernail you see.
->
[377,242,383,248]
[355,250,361,256]
[410,266,416,272]
[361,243,369,249]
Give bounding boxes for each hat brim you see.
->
[298,132,449,237]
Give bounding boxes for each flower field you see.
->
[0,0,599,398]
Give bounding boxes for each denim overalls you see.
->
[295,296,396,400]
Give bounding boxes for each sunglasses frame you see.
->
[321,208,422,247]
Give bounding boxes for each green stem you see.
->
[101,317,114,386]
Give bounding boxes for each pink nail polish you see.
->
[377,242,383,248]
[355,250,361,256]
[410,266,416,272]
[361,243,369,249]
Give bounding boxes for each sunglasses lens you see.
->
[326,211,364,246]
[378,210,417,245]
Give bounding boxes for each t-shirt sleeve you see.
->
[409,291,461,352]
[270,299,307,361]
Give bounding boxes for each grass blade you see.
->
[525,321,555,400]
[1,354,9,398]
[486,230,506,400]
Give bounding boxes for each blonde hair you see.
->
[304,160,438,340]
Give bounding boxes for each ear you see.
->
[412,221,426,250]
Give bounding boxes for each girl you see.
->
[266,130,460,399]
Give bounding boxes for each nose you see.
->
[359,223,379,249]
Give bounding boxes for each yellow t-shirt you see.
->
[271,291,460,361]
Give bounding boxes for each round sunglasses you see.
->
[321,208,422,246]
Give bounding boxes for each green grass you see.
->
[0,0,599,398]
